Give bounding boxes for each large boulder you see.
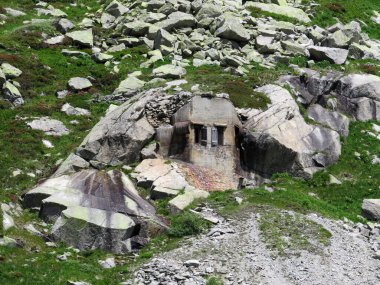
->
[27,117,69,136]
[66,29,94,48]
[23,169,165,252]
[308,46,349,65]
[153,64,186,79]
[335,74,380,121]
[196,4,222,21]
[307,104,350,137]
[240,85,341,178]
[113,76,145,95]
[362,199,380,221]
[55,18,75,34]
[1,63,22,79]
[215,14,250,42]
[157,11,197,31]
[51,206,136,253]
[124,21,151,37]
[75,91,156,167]
[68,77,93,91]
[2,81,24,106]
[245,2,311,23]
[105,0,128,17]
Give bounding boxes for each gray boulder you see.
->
[153,64,186,79]
[61,103,91,116]
[308,46,349,64]
[27,117,69,136]
[2,81,24,106]
[241,85,341,178]
[348,43,380,61]
[66,29,94,48]
[55,18,74,34]
[215,15,250,42]
[113,76,145,95]
[196,4,222,21]
[24,169,166,252]
[334,74,380,121]
[75,91,157,166]
[245,2,311,23]
[105,0,128,17]
[362,199,380,221]
[51,206,136,253]
[307,104,350,137]
[157,11,196,32]
[124,21,150,37]
[1,63,22,79]
[68,77,92,91]
[0,69,5,86]
[154,28,176,49]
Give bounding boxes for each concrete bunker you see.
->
[157,95,243,176]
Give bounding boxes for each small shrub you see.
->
[207,276,224,285]
[0,100,12,110]
[167,212,210,237]
[309,171,330,187]
[360,64,377,75]
[327,3,346,14]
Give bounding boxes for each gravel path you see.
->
[131,208,380,285]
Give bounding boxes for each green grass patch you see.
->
[167,211,211,238]
[306,0,380,39]
[259,210,332,256]
[206,276,224,285]
[183,62,296,109]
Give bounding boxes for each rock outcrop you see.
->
[23,169,166,253]
[240,85,341,178]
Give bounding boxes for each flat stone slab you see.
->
[68,77,93,91]
[66,29,93,47]
[245,2,311,23]
[169,188,209,214]
[153,64,186,79]
[27,117,70,136]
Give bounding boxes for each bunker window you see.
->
[211,127,218,147]
[201,126,207,146]
[217,126,225,146]
[194,124,202,144]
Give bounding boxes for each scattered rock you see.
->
[68,77,93,91]
[27,117,70,136]
[61,103,91,116]
[98,257,116,269]
[362,199,380,221]
[66,29,94,48]
[153,64,186,79]
[308,46,349,64]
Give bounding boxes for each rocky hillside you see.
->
[0,0,380,284]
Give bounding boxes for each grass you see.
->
[290,55,380,76]
[0,0,379,283]
[249,0,380,39]
[259,210,332,256]
[167,211,211,238]
[206,276,224,285]
[307,0,380,39]
[182,62,296,109]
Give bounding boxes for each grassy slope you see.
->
[309,0,380,39]
[0,0,379,284]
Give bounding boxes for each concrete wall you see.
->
[169,96,242,175]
